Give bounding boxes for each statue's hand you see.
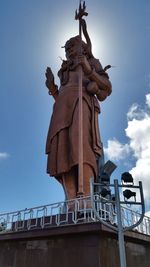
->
[45,67,59,100]
[78,55,92,75]
[45,67,55,90]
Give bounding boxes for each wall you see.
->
[0,222,150,267]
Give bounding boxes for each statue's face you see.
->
[65,39,80,60]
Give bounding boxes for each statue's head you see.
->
[64,35,91,60]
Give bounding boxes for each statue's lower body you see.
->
[57,163,94,200]
[46,92,102,202]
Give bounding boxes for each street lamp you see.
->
[96,160,117,200]
[100,188,111,198]
[123,189,136,201]
[121,172,133,184]
[97,160,117,185]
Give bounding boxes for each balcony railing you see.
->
[0,195,149,235]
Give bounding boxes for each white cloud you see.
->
[126,116,150,200]
[104,139,130,161]
[127,103,147,120]
[104,94,150,203]
[126,117,150,158]
[0,152,10,160]
[146,94,150,107]
[127,103,139,120]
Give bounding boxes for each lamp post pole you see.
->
[114,179,127,267]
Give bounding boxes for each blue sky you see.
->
[0,0,150,213]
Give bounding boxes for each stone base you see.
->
[0,222,150,267]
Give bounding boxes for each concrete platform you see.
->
[0,222,150,267]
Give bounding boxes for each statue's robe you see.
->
[46,58,110,180]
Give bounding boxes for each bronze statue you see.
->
[45,2,112,201]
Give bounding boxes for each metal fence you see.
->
[0,195,149,235]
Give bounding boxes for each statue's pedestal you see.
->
[0,221,150,267]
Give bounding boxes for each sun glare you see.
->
[47,18,111,70]
[88,24,107,60]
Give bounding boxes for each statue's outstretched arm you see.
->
[45,67,59,100]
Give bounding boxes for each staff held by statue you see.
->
[75,1,88,196]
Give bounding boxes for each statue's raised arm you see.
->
[45,67,59,100]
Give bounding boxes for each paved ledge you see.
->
[0,221,150,245]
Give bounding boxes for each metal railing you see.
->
[121,206,150,235]
[0,195,149,235]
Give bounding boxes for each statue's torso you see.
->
[46,68,100,150]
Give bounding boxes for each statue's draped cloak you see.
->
[46,84,102,178]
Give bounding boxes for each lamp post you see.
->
[114,179,127,267]
[90,171,145,267]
